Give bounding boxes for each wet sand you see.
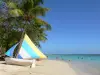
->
[68,61,100,75]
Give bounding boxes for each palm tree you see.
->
[13,0,51,47]
[0,0,51,51]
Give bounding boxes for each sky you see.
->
[40,0,100,54]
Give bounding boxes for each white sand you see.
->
[0,60,77,75]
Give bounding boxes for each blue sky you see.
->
[40,0,100,54]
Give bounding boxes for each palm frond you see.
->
[30,6,49,16]
[34,18,51,31]
[9,9,23,17]
[7,2,17,9]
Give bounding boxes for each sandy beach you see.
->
[0,60,77,75]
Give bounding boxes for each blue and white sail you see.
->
[5,43,18,57]
[17,34,47,59]
[5,34,47,59]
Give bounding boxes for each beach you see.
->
[0,59,100,75]
[0,60,77,75]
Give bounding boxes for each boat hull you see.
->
[5,57,36,66]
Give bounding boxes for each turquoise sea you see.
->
[46,54,100,61]
[46,54,100,75]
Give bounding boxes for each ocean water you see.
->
[46,54,100,75]
[46,54,100,61]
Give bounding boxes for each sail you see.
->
[17,34,47,59]
[5,43,18,57]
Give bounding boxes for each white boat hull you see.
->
[5,57,36,67]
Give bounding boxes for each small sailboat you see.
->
[5,34,47,68]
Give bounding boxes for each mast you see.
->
[15,31,25,58]
[15,21,27,58]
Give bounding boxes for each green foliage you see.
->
[0,0,51,53]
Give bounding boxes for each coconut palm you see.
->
[0,0,51,51]
[12,0,51,47]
